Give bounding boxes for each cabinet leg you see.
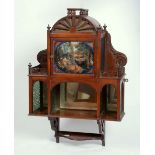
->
[49,117,60,143]
[97,119,105,146]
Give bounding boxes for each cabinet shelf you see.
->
[101,112,117,121]
[29,107,48,116]
[50,109,97,120]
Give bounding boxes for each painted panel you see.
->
[53,41,94,74]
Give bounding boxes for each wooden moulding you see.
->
[50,109,97,120]
[60,102,97,110]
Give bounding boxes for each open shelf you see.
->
[100,112,117,121]
[60,101,97,110]
[51,82,97,119]
[29,107,48,116]
[50,109,97,120]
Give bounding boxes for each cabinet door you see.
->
[53,40,94,74]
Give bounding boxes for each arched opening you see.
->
[100,84,117,119]
[32,81,48,114]
[51,82,97,119]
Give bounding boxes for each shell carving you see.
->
[52,16,96,32]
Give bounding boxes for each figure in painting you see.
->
[54,42,94,74]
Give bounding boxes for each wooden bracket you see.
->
[48,117,105,146]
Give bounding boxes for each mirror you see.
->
[51,82,97,112]
[101,84,117,113]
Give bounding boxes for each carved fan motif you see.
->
[52,16,96,32]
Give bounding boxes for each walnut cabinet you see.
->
[28,8,128,146]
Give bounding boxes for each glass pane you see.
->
[33,81,40,111]
[53,41,94,74]
[32,81,48,113]
[106,85,117,112]
[100,84,117,114]
[51,85,59,112]
[51,82,97,111]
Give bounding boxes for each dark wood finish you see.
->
[97,120,105,146]
[29,77,33,114]
[48,117,105,145]
[29,107,48,116]
[49,117,59,143]
[28,8,128,146]
[40,81,43,110]
[50,109,97,120]
[58,131,102,141]
[61,102,97,110]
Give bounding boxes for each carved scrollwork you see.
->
[28,49,47,75]
[102,29,127,77]
[111,44,127,67]
[114,51,127,76]
[67,8,88,16]
[67,9,76,16]
[30,65,40,73]
[80,9,88,16]
[37,49,47,67]
[51,8,101,33]
[51,16,97,32]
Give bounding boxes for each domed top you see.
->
[51,8,102,33]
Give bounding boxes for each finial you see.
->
[103,24,107,30]
[28,62,32,68]
[28,63,32,74]
[47,24,51,31]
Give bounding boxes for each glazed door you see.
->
[49,37,97,77]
